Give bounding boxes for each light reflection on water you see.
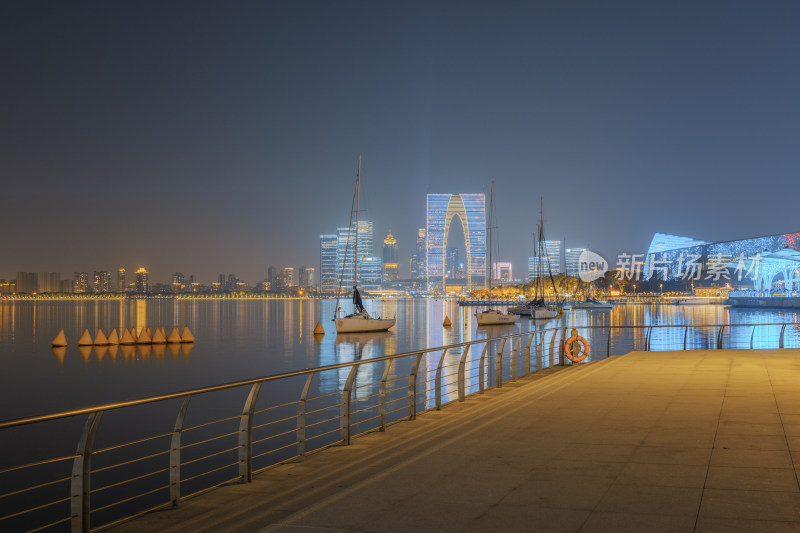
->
[1,298,799,420]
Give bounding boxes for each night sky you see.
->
[3,1,799,284]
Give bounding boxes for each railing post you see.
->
[538,331,546,368]
[780,324,787,348]
[379,359,394,430]
[548,330,557,367]
[297,373,314,459]
[434,348,449,410]
[558,328,566,365]
[71,411,103,533]
[170,397,191,507]
[750,326,756,349]
[524,333,534,375]
[606,326,611,358]
[340,365,359,444]
[511,337,522,381]
[408,353,423,420]
[479,342,490,393]
[238,383,262,482]
[457,345,471,402]
[683,326,688,350]
[645,327,652,351]
[717,325,725,350]
[496,339,507,388]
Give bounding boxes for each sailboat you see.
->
[476,182,520,326]
[510,198,562,319]
[333,155,396,333]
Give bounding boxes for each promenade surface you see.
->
[114,349,800,532]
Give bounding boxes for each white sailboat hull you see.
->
[475,310,520,326]
[334,316,396,333]
[571,300,613,310]
[532,307,560,319]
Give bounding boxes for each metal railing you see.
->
[0,321,797,532]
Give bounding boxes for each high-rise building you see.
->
[382,232,399,281]
[360,256,382,291]
[15,272,38,294]
[320,234,338,293]
[445,247,459,279]
[276,267,295,291]
[565,248,587,277]
[492,262,513,282]
[37,272,61,293]
[118,269,126,292]
[172,272,185,292]
[60,279,72,293]
[227,274,238,291]
[267,266,277,290]
[298,266,315,289]
[528,240,562,280]
[410,228,427,279]
[336,221,374,289]
[426,194,486,290]
[135,268,149,293]
[93,271,112,293]
[73,272,89,293]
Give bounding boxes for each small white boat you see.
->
[571,298,614,310]
[335,309,395,333]
[476,309,520,326]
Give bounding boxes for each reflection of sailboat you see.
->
[476,182,519,326]
[335,332,392,359]
[334,155,396,333]
[511,198,561,319]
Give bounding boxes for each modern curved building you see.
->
[645,232,800,293]
[426,194,486,292]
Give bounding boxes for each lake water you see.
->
[2,297,799,421]
[2,297,800,531]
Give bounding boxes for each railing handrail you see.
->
[0,320,794,430]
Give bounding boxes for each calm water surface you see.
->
[1,297,800,421]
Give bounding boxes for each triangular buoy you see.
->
[137,328,153,344]
[107,328,120,345]
[119,329,135,345]
[443,315,452,328]
[146,327,152,337]
[94,329,109,346]
[167,327,182,343]
[77,329,93,346]
[152,328,167,344]
[51,329,67,347]
[180,327,195,343]
[131,328,138,343]
[313,321,325,335]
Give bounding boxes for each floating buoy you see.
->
[146,328,152,337]
[119,329,135,345]
[443,315,452,328]
[131,328,138,343]
[313,321,325,335]
[77,329,93,346]
[51,329,67,347]
[107,328,120,345]
[180,327,195,343]
[152,328,167,344]
[137,328,153,344]
[167,327,182,343]
[94,329,109,346]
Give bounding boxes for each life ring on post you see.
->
[564,335,589,363]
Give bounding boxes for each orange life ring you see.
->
[564,335,589,363]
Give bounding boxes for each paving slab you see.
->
[110,349,800,532]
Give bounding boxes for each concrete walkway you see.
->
[114,349,800,532]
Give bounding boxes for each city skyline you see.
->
[3,3,800,283]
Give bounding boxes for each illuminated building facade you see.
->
[135,268,149,293]
[492,262,512,282]
[74,272,89,293]
[360,256,382,291]
[93,271,112,293]
[15,272,37,294]
[298,266,315,288]
[118,269,126,292]
[644,232,800,293]
[37,272,60,293]
[410,228,426,279]
[527,240,562,281]
[382,232,399,281]
[565,248,587,277]
[320,234,338,293]
[336,221,374,289]
[426,194,486,291]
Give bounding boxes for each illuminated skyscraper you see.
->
[37,272,60,293]
[528,240,562,280]
[426,194,485,291]
[382,231,399,281]
[73,272,89,293]
[493,262,513,282]
[298,266,315,288]
[320,234,338,293]
[15,272,38,294]
[336,221,374,289]
[118,269,126,292]
[564,248,587,277]
[93,271,112,293]
[411,228,427,279]
[135,268,149,293]
[360,256,382,291]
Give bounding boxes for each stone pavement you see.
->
[113,349,800,532]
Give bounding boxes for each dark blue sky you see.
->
[2,1,799,283]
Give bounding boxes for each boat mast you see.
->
[488,181,493,300]
[355,154,361,290]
